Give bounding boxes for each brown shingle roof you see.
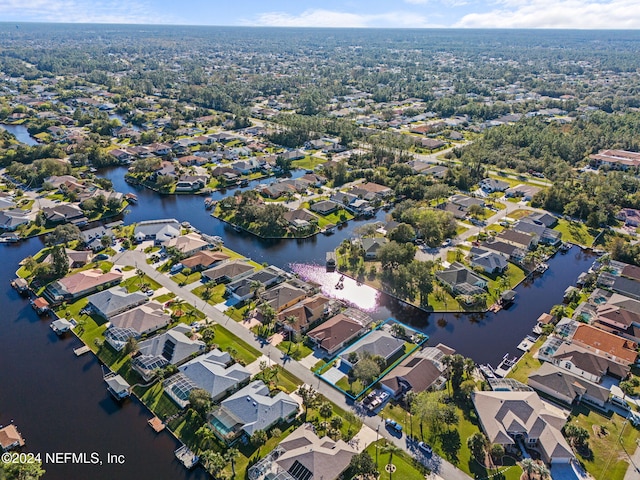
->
[308,313,364,352]
[181,250,230,269]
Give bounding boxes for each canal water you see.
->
[0,123,39,146]
[0,165,595,478]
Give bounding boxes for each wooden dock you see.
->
[148,417,165,433]
[74,345,91,356]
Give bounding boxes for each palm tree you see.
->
[441,354,453,395]
[319,401,333,431]
[467,432,489,463]
[225,448,239,477]
[250,280,264,299]
[170,298,186,319]
[136,268,146,290]
[463,357,476,380]
[380,442,402,480]
[195,424,215,450]
[521,458,537,480]
[284,315,298,340]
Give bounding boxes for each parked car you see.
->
[146,290,155,297]
[95,253,109,261]
[385,418,403,433]
[418,442,432,455]
[170,263,184,274]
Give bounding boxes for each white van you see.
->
[611,395,631,410]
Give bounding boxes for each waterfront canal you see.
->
[0,166,596,478]
[0,123,39,146]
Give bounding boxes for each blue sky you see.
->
[1,0,639,29]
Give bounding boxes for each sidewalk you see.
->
[113,248,473,480]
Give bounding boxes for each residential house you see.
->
[209,380,299,444]
[310,200,339,215]
[248,423,357,480]
[134,218,181,244]
[380,344,454,398]
[260,282,307,312]
[468,247,508,274]
[450,194,484,209]
[276,294,331,333]
[472,391,574,464]
[308,313,368,356]
[202,260,255,284]
[177,155,205,167]
[570,324,638,365]
[282,209,317,231]
[42,204,86,224]
[109,148,132,163]
[526,212,558,228]
[299,173,327,187]
[528,363,610,408]
[0,209,30,231]
[106,302,172,351]
[44,269,122,303]
[593,302,640,343]
[87,287,148,320]
[81,224,115,251]
[349,182,392,200]
[339,329,405,369]
[0,196,16,210]
[480,239,527,263]
[505,184,541,201]
[0,425,25,452]
[513,218,562,246]
[420,138,446,150]
[164,349,251,407]
[42,248,93,268]
[181,250,230,271]
[163,233,210,257]
[226,267,284,302]
[330,191,359,208]
[617,208,640,227]
[361,237,388,259]
[590,149,640,171]
[436,262,488,296]
[480,178,510,193]
[423,165,448,179]
[550,342,630,383]
[132,324,206,381]
[175,175,208,192]
[496,230,537,251]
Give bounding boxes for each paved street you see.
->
[112,248,473,480]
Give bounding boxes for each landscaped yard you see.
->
[120,274,162,293]
[276,340,313,360]
[365,440,429,480]
[171,270,202,285]
[210,323,261,365]
[554,219,599,247]
[506,336,545,384]
[569,405,640,480]
[291,155,326,170]
[192,283,227,305]
[381,398,522,480]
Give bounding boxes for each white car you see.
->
[418,442,432,455]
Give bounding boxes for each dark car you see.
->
[418,442,432,455]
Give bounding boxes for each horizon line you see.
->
[2,21,640,31]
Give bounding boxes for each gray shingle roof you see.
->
[213,380,299,437]
[178,349,250,401]
[87,287,148,318]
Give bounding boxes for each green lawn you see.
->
[554,219,599,247]
[171,270,202,285]
[292,155,326,170]
[570,405,640,480]
[120,274,162,293]
[191,283,227,305]
[136,382,181,421]
[276,340,313,360]
[380,396,522,480]
[365,440,429,480]
[506,209,532,220]
[155,292,176,304]
[485,263,527,293]
[211,323,261,365]
[506,336,545,384]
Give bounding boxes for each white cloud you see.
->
[0,0,172,24]
[247,8,441,28]
[404,0,430,4]
[456,0,640,28]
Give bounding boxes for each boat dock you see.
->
[104,371,131,400]
[326,251,336,271]
[148,417,165,433]
[494,353,519,378]
[175,445,199,469]
[74,345,91,356]
[517,335,537,352]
